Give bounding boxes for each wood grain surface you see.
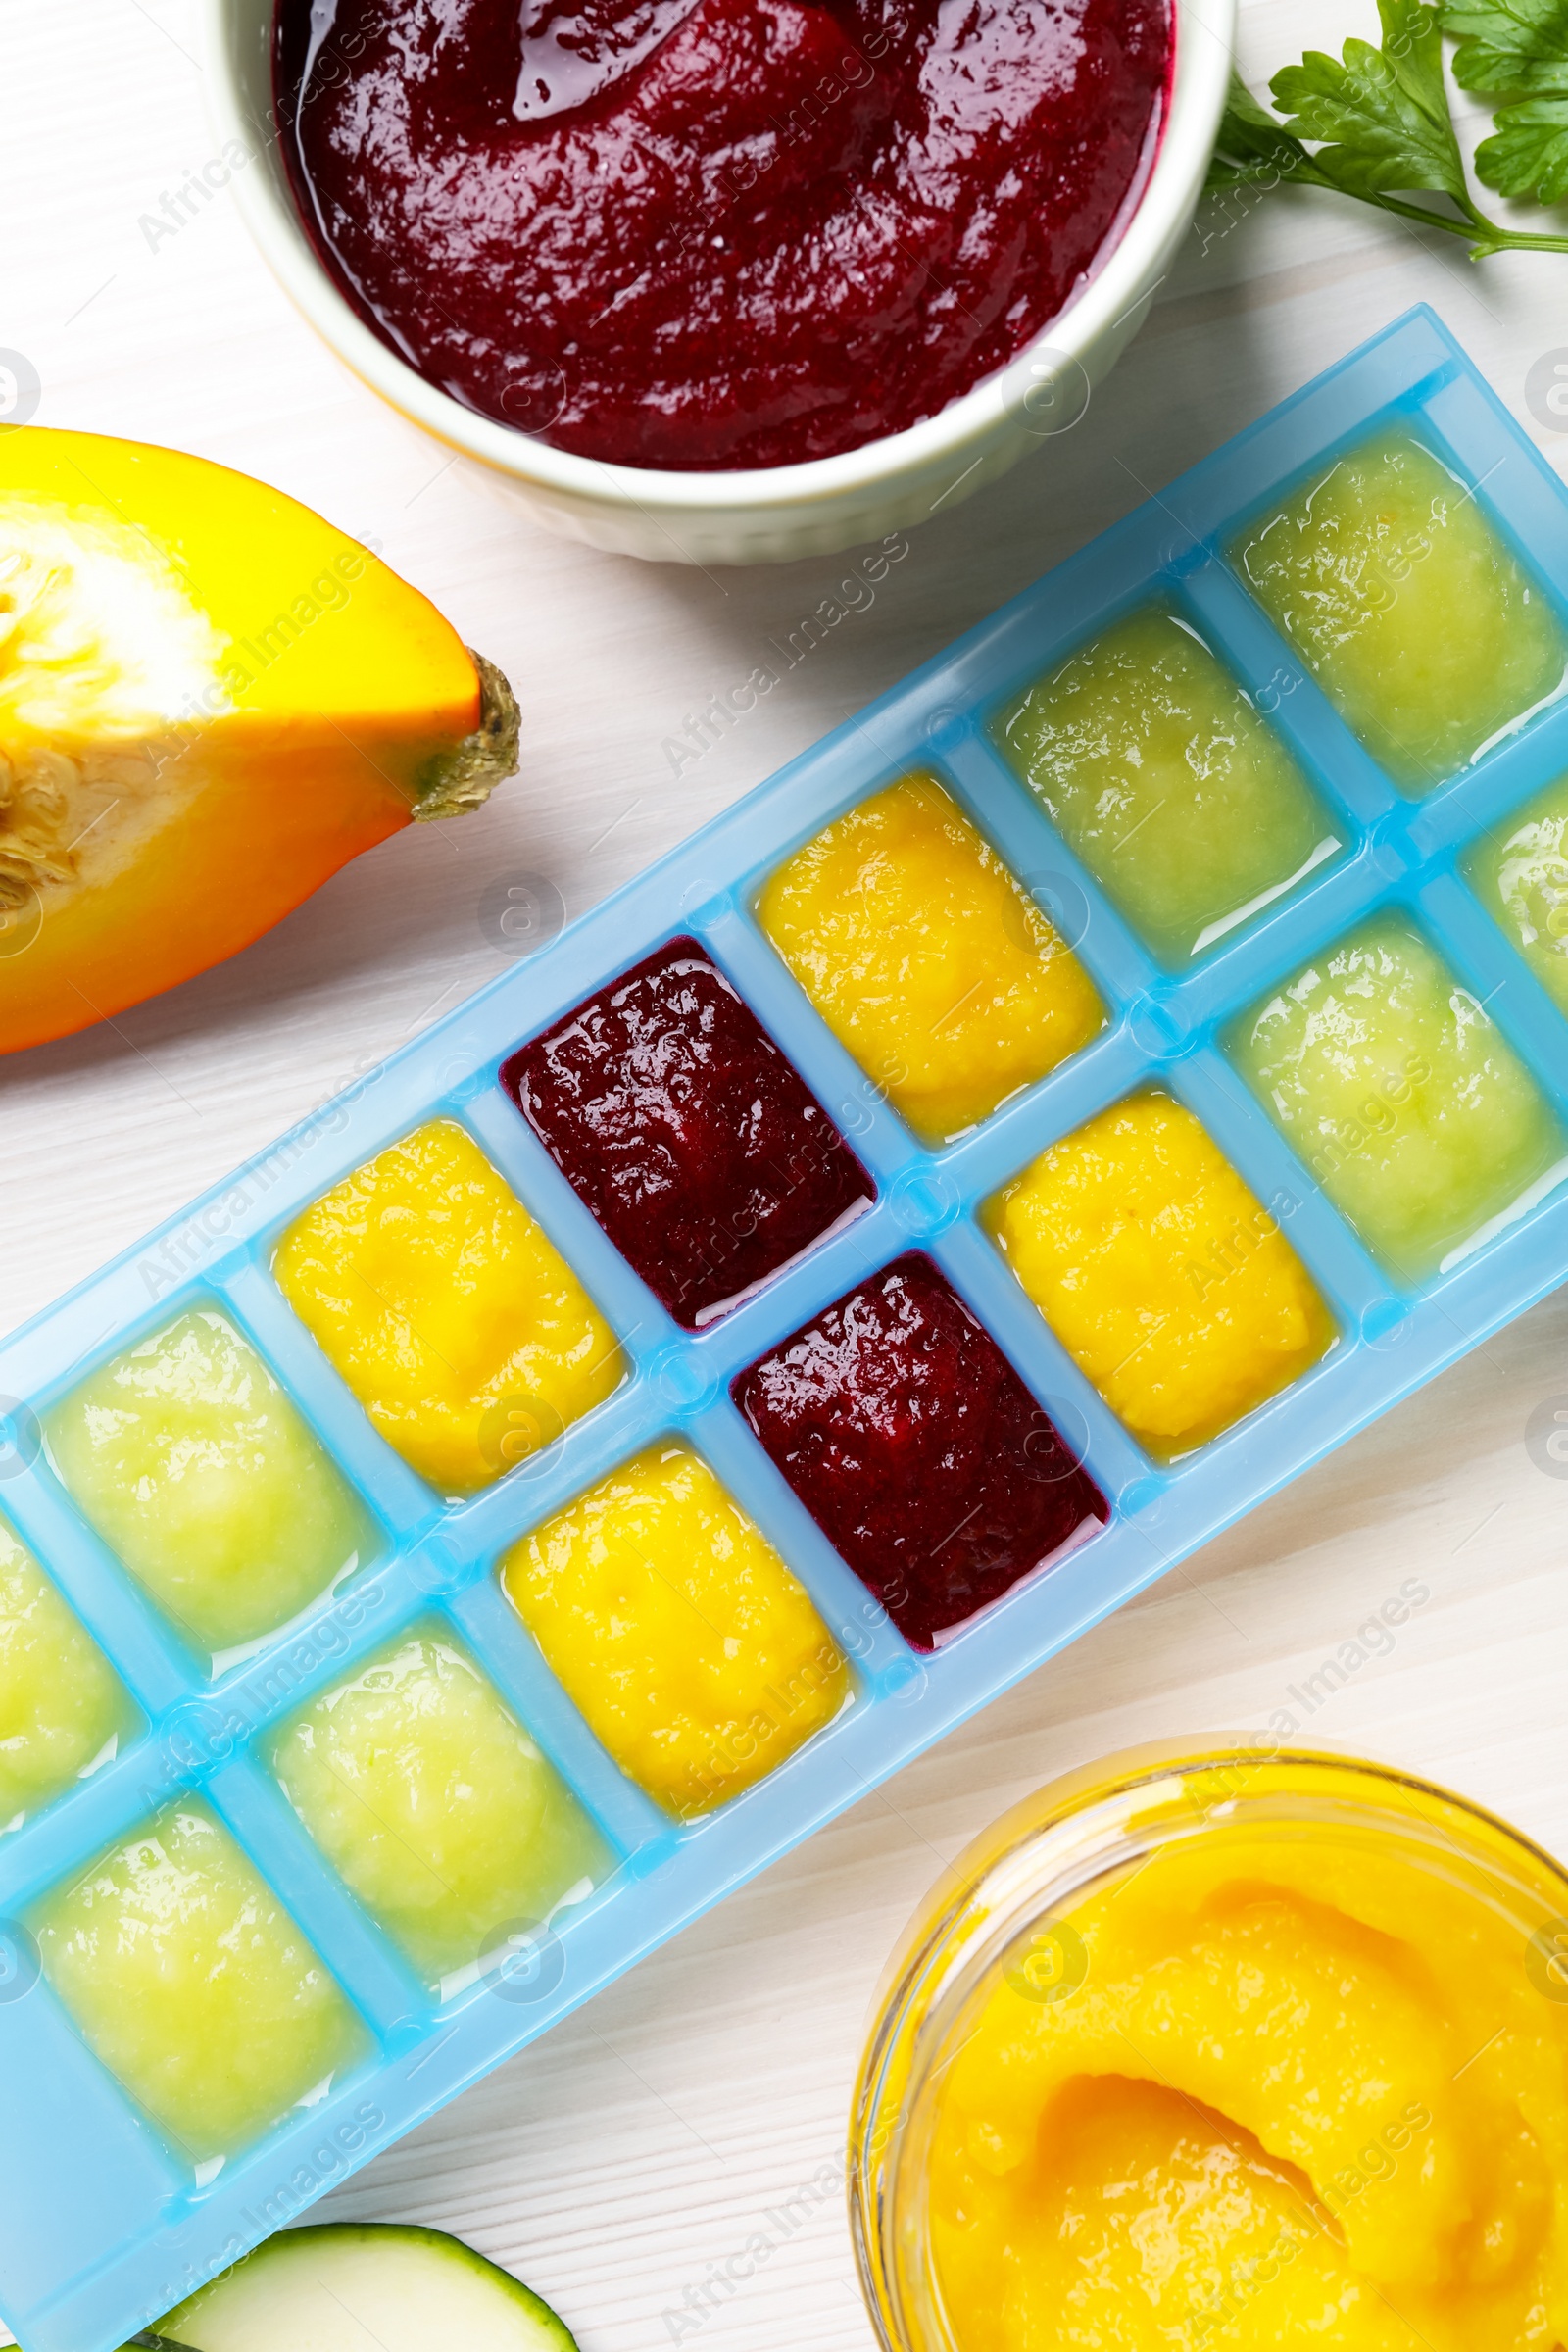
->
[3,2,1568,2343]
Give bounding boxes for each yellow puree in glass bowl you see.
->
[928,1779,1568,2348]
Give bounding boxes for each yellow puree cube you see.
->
[987,1093,1334,1456]
[29,1800,365,2163]
[0,1519,135,1830]
[757,773,1104,1143]
[501,1443,849,1817]
[274,1119,623,1494]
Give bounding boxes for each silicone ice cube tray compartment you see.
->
[4,302,1568,2351]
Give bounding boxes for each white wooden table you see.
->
[4,3,1568,2343]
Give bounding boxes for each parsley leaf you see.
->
[1446,0,1568,94]
[1445,0,1568,200]
[1271,0,1467,202]
[1203,0,1568,253]
[1205,73,1318,190]
[1474,96,1568,195]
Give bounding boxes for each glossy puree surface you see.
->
[501,1442,849,1816]
[987,1092,1335,1456]
[45,1309,373,1660]
[274,1119,623,1495]
[735,1253,1105,1648]
[759,774,1103,1142]
[29,1802,365,2164]
[1465,768,1568,1017]
[275,0,1169,468]
[998,607,1340,964]
[1233,431,1567,795]
[270,1630,607,1984]
[930,1774,1568,2350]
[506,939,870,1327]
[1230,914,1564,1283]
[0,1520,134,1833]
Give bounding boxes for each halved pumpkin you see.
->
[0,428,519,1052]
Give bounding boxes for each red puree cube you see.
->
[503,938,872,1330]
[733,1253,1106,1651]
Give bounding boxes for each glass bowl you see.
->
[849,1739,1568,2352]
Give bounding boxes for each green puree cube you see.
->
[270,1631,608,1987]
[0,1519,136,1832]
[45,1309,374,1660]
[1232,431,1568,795]
[29,1800,366,2163]
[1464,770,1568,1015]
[1229,913,1565,1281]
[997,606,1339,965]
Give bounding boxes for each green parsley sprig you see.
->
[1206,0,1568,258]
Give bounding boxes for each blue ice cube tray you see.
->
[5,302,1568,2351]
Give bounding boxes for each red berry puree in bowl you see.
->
[734,1252,1106,1648]
[273,0,1170,469]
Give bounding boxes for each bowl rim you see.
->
[202,0,1236,515]
[844,1737,1568,2352]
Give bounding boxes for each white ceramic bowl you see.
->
[204,0,1235,565]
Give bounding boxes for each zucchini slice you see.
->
[138,2222,577,2352]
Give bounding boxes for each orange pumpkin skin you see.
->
[0,429,517,1053]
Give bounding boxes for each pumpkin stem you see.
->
[413,650,520,820]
